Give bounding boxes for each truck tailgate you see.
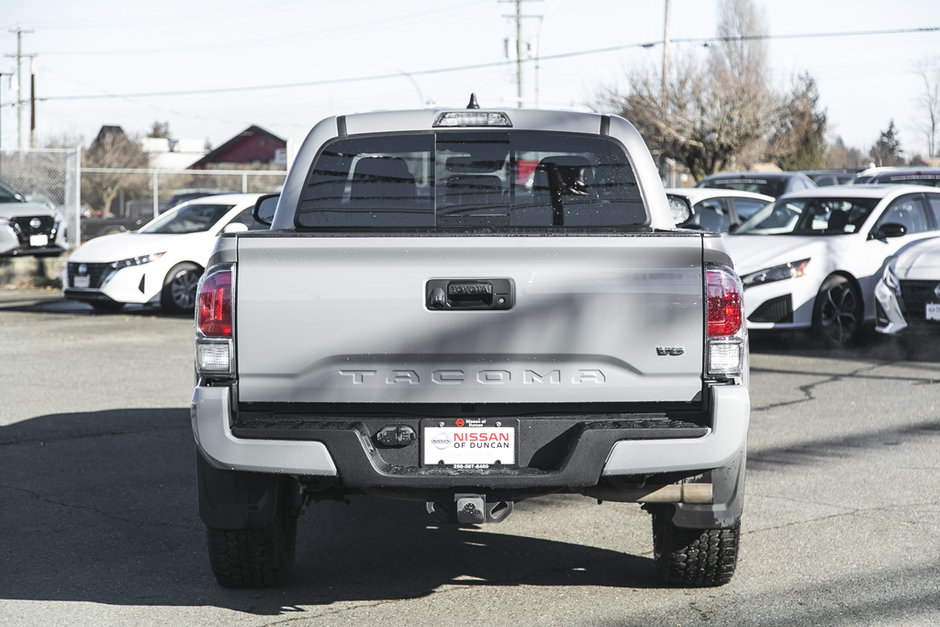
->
[235,234,705,405]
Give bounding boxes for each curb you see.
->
[0,253,67,289]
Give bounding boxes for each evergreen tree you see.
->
[770,73,828,170]
[870,121,903,166]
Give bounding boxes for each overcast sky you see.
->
[1,0,938,159]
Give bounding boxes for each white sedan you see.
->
[63,194,264,312]
[666,187,773,232]
[723,185,940,346]
[875,235,940,335]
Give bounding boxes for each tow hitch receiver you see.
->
[427,494,514,524]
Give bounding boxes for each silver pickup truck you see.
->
[191,99,750,588]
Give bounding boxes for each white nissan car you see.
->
[875,235,940,335]
[63,194,265,312]
[723,185,940,346]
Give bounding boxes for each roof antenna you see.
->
[466,93,480,109]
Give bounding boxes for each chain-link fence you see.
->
[2,149,287,249]
[79,168,286,243]
[0,147,81,248]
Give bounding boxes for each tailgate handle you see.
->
[426,279,514,310]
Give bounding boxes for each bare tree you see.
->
[827,136,866,170]
[597,0,775,180]
[148,121,172,140]
[915,57,940,159]
[82,126,150,216]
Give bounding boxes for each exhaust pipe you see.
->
[586,482,713,504]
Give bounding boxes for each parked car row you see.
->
[723,185,940,346]
[48,165,940,347]
[683,168,940,345]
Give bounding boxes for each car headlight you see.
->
[110,252,165,270]
[742,258,810,288]
[882,257,900,291]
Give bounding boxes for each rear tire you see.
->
[160,262,202,313]
[206,479,299,588]
[651,508,739,587]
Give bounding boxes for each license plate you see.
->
[927,303,940,321]
[422,419,516,468]
[30,234,48,247]
[74,275,90,288]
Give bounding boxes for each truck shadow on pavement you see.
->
[0,408,663,617]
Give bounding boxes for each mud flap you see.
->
[196,451,300,530]
[667,451,746,529]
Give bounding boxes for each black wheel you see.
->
[812,275,862,347]
[160,262,202,313]
[89,300,124,313]
[206,479,299,588]
[651,508,739,587]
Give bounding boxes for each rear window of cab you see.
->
[295,131,647,230]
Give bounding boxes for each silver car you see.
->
[0,181,67,257]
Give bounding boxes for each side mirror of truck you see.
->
[667,195,692,226]
[253,194,280,226]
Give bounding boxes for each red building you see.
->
[190,125,286,169]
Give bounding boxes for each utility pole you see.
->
[7,28,34,151]
[501,0,541,106]
[0,71,7,151]
[661,0,673,187]
[29,55,36,148]
[661,0,670,110]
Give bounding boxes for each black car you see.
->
[800,169,856,186]
[695,171,818,198]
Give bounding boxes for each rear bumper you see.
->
[191,385,338,475]
[603,385,749,474]
[191,385,749,487]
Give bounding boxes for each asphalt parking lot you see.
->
[1,288,938,626]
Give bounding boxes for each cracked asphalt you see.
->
[1,289,938,626]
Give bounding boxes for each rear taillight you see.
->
[197,266,233,337]
[706,265,746,378]
[707,268,743,337]
[195,264,234,377]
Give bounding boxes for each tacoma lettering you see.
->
[338,368,607,385]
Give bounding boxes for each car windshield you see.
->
[700,177,785,197]
[138,203,234,234]
[296,130,647,231]
[735,197,879,235]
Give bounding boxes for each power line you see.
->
[14,25,940,105]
